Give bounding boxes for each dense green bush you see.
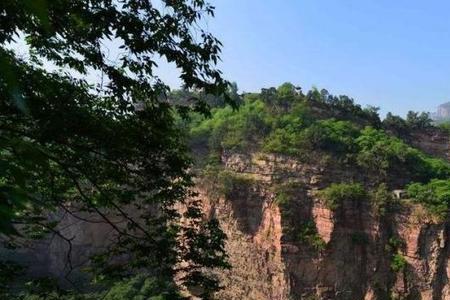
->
[296,221,326,251]
[273,181,305,207]
[264,117,358,159]
[303,119,359,154]
[383,111,433,136]
[405,111,433,130]
[385,237,407,273]
[100,275,181,300]
[306,88,381,126]
[369,183,395,216]
[356,127,450,181]
[190,99,271,153]
[383,112,409,136]
[356,127,419,177]
[191,84,370,159]
[216,170,255,199]
[391,253,407,273]
[262,102,311,156]
[8,275,181,300]
[318,183,367,210]
[385,236,405,252]
[439,121,450,134]
[407,179,450,219]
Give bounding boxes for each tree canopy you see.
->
[0,0,232,298]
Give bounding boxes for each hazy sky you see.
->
[161,0,450,117]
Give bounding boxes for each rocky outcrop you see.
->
[433,102,450,121]
[199,152,450,300]
[8,137,449,299]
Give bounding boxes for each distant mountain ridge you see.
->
[433,101,450,121]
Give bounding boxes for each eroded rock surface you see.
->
[199,151,450,300]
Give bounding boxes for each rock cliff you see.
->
[197,144,450,300]
[8,128,450,299]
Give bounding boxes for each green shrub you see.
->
[264,117,358,159]
[217,170,255,199]
[274,182,300,206]
[407,179,450,219]
[382,112,409,137]
[263,128,302,156]
[318,182,367,210]
[391,253,407,273]
[419,157,450,181]
[273,181,305,212]
[190,99,272,152]
[303,119,359,155]
[356,127,417,177]
[356,127,450,181]
[370,183,395,216]
[387,236,407,273]
[296,221,326,251]
[201,166,256,201]
[439,121,450,135]
[262,102,311,156]
[386,236,405,252]
[406,111,433,130]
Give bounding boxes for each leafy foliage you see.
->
[190,99,271,153]
[303,119,359,155]
[318,183,367,210]
[382,112,409,137]
[4,274,182,300]
[262,102,312,156]
[438,121,450,135]
[390,254,407,273]
[170,82,242,111]
[296,221,326,251]
[369,183,395,216]
[273,181,304,207]
[405,111,433,130]
[99,275,181,300]
[0,0,232,298]
[190,84,373,161]
[216,170,255,200]
[407,179,450,219]
[189,84,450,194]
[356,127,450,181]
[384,237,407,273]
[383,111,433,138]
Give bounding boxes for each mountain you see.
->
[188,86,450,299]
[433,102,450,122]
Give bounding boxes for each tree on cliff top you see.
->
[0,0,232,298]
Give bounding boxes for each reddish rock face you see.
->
[313,206,334,244]
[199,152,450,300]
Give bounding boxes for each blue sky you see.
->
[165,0,450,117]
